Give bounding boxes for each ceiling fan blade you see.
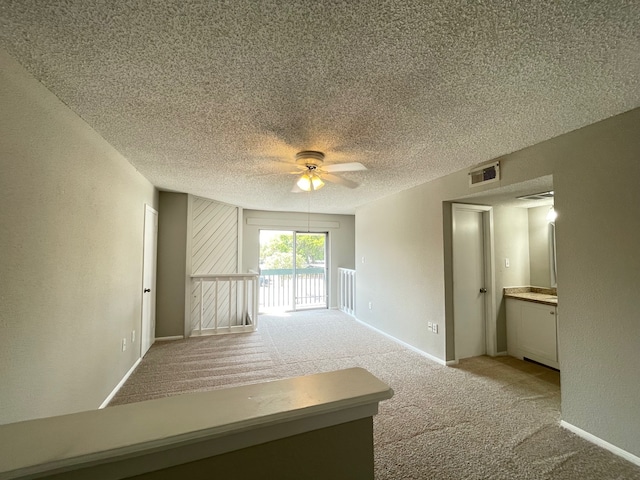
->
[322,162,367,173]
[323,173,360,189]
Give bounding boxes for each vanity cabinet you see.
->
[506,298,559,369]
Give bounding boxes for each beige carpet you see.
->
[111,310,640,479]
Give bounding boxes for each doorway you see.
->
[452,204,495,360]
[141,204,158,357]
[258,230,328,312]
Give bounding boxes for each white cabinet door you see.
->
[518,302,557,366]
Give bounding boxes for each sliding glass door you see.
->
[258,230,327,313]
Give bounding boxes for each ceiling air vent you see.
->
[517,191,555,201]
[469,161,500,187]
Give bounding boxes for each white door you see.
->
[453,206,487,359]
[141,205,158,357]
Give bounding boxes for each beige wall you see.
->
[0,50,157,424]
[528,205,552,287]
[130,419,373,480]
[492,206,531,351]
[356,108,640,456]
[242,210,355,309]
[156,192,188,338]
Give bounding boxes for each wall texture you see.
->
[242,210,355,309]
[356,108,640,457]
[0,50,157,424]
[156,192,188,338]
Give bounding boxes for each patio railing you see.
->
[259,268,326,311]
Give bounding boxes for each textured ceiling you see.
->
[1,1,639,214]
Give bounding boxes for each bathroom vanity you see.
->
[505,287,559,370]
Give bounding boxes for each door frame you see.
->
[141,204,158,357]
[451,203,496,359]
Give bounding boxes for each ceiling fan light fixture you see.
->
[296,172,325,191]
[297,173,312,191]
[311,175,324,191]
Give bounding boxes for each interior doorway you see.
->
[258,230,328,313]
[452,204,495,360]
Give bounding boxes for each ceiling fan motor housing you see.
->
[296,150,325,168]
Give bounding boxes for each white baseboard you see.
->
[560,420,640,467]
[155,335,184,342]
[495,351,508,356]
[99,357,141,409]
[353,317,449,366]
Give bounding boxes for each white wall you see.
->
[0,50,157,424]
[355,107,640,457]
[242,210,355,309]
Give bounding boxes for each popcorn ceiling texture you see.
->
[1,0,639,213]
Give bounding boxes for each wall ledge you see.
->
[0,368,392,479]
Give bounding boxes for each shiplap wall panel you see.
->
[190,197,239,331]
[191,197,238,274]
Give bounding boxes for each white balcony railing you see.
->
[338,268,356,316]
[259,268,326,312]
[190,273,258,336]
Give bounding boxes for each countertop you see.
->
[504,286,558,306]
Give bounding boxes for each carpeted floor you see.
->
[111,310,640,479]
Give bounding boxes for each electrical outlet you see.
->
[428,322,432,331]
[368,301,372,310]
[505,258,510,268]
[121,338,127,352]
[432,323,438,334]
[131,330,136,343]
[362,256,366,264]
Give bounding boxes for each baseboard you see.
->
[155,335,184,342]
[560,420,640,467]
[353,317,448,366]
[495,351,508,356]
[99,357,141,409]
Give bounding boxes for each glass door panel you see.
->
[258,230,328,313]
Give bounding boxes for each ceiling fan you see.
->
[290,150,367,192]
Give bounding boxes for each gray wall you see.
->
[553,109,640,457]
[356,108,640,456]
[528,205,552,287]
[242,210,356,309]
[156,192,188,338]
[0,50,157,424]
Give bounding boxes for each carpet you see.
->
[110,310,640,479]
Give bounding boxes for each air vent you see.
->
[517,191,554,201]
[469,162,500,187]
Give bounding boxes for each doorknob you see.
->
[479,288,487,293]
[144,288,151,293]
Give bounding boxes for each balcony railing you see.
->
[338,268,356,316]
[259,268,326,312]
[190,273,258,336]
